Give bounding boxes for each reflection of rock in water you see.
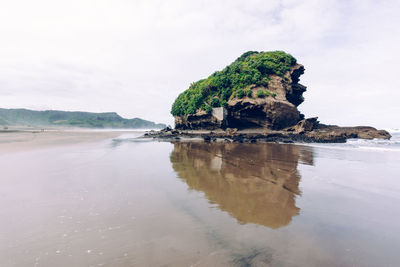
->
[170,142,314,229]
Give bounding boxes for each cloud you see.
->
[0,0,399,127]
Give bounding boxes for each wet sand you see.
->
[0,132,399,266]
[0,130,135,154]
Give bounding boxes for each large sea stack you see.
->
[171,51,306,130]
[161,51,390,142]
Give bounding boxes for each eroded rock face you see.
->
[288,117,320,133]
[175,64,307,130]
[175,110,226,130]
[226,97,301,130]
[286,64,307,106]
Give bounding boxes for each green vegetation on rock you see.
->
[256,90,266,98]
[245,89,252,97]
[256,90,276,98]
[171,51,297,116]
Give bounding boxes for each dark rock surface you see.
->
[144,123,391,143]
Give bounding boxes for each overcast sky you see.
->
[1,0,399,128]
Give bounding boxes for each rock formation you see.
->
[174,62,307,131]
[164,51,391,142]
[225,64,306,130]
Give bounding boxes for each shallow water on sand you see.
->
[0,132,399,266]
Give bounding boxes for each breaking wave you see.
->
[306,132,400,152]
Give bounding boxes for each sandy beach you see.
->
[0,132,399,266]
[0,130,137,154]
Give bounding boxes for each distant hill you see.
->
[0,108,166,129]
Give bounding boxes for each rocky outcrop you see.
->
[285,118,390,140]
[175,64,307,130]
[315,125,391,140]
[145,122,391,143]
[169,54,391,142]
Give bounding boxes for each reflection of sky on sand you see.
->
[170,142,314,228]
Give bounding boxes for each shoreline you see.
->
[143,125,392,143]
[0,129,141,154]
